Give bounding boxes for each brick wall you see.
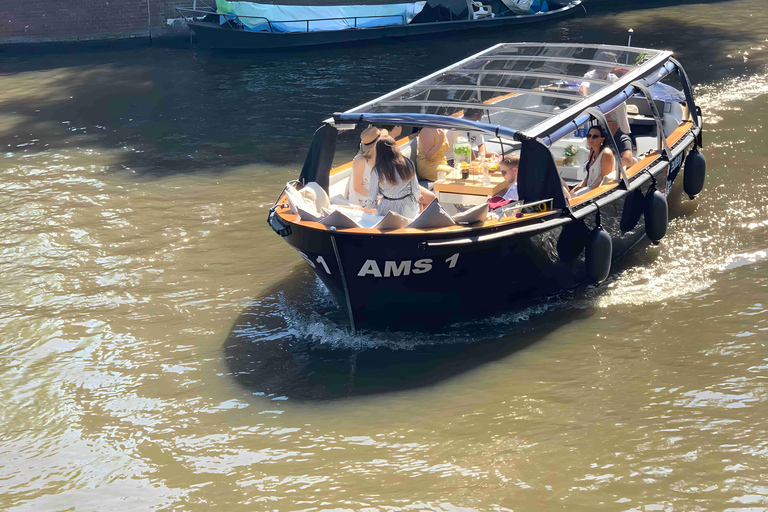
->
[0,0,195,44]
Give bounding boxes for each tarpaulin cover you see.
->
[216,0,426,31]
[500,0,548,14]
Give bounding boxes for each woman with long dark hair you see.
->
[570,124,616,197]
[363,136,421,218]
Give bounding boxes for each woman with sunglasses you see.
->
[570,124,616,197]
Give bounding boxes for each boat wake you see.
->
[223,268,591,400]
[245,270,576,351]
[591,69,768,308]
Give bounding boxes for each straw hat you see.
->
[360,126,388,151]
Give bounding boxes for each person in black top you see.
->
[606,112,635,169]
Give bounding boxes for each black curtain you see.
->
[517,138,569,211]
[299,124,338,192]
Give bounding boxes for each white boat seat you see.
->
[471,1,494,19]
[634,136,658,158]
[330,194,352,206]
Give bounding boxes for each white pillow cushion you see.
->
[304,182,330,211]
[296,205,324,222]
[284,184,307,215]
[373,210,411,230]
[319,210,360,229]
[407,200,456,229]
[452,203,488,224]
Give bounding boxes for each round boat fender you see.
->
[644,181,668,245]
[683,148,707,199]
[585,211,612,284]
[556,221,590,262]
[620,188,645,233]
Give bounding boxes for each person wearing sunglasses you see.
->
[570,124,616,197]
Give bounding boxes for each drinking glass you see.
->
[437,171,446,182]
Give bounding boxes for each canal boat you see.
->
[178,0,584,50]
[267,42,706,331]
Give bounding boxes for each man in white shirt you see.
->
[500,153,520,201]
[579,51,619,97]
[445,104,498,164]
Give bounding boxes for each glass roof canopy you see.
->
[336,43,672,141]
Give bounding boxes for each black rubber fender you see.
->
[557,221,590,263]
[644,187,668,244]
[585,226,612,283]
[620,188,645,233]
[683,148,706,199]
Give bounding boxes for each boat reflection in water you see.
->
[267,43,707,332]
[223,266,592,400]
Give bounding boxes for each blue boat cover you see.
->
[216,0,427,32]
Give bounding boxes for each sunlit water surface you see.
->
[1,1,768,510]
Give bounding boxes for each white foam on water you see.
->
[721,249,768,270]
[592,68,768,308]
[273,275,570,351]
[695,67,768,125]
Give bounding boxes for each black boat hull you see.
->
[278,137,695,331]
[188,2,582,50]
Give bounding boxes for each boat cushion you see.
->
[319,209,360,229]
[284,184,312,215]
[407,200,456,229]
[330,194,352,206]
[452,202,488,224]
[303,182,331,211]
[399,137,418,168]
[373,210,411,230]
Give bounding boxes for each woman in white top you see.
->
[570,124,616,197]
[348,125,382,206]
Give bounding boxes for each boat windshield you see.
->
[345,43,666,135]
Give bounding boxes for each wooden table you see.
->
[433,174,508,205]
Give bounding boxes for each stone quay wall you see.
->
[0,0,196,45]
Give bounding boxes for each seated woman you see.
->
[364,135,421,218]
[348,126,382,206]
[570,124,617,198]
[416,127,453,182]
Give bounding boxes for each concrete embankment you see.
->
[0,0,191,45]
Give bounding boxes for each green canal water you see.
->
[1,1,768,510]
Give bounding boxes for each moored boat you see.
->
[178,0,584,50]
[267,42,706,331]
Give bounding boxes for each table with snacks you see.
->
[433,161,508,205]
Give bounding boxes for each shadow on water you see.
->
[222,265,593,401]
[1,7,760,178]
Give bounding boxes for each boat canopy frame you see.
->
[331,43,692,142]
[306,43,699,211]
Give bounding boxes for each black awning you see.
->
[517,138,569,212]
[299,124,338,192]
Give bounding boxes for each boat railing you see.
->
[177,7,405,33]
